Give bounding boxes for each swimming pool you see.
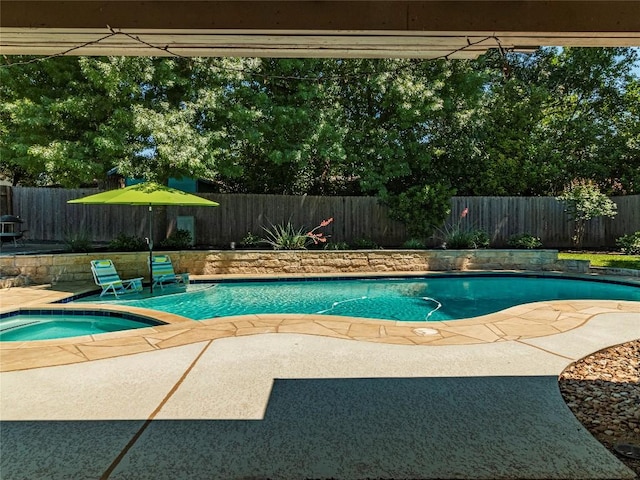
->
[77,274,640,322]
[0,310,164,342]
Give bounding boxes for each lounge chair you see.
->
[90,259,144,297]
[149,255,189,290]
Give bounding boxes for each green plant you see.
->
[262,222,308,250]
[262,218,333,250]
[556,179,618,248]
[616,231,640,255]
[108,233,147,252]
[159,229,192,250]
[471,229,490,248]
[63,229,92,253]
[443,230,478,249]
[384,184,455,239]
[240,231,262,248]
[402,238,426,249]
[507,233,543,249]
[325,241,350,250]
[436,207,490,249]
[352,238,380,249]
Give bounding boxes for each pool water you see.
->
[0,312,161,342]
[81,275,640,322]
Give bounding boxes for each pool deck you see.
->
[1,272,639,479]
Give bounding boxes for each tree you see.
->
[111,57,228,184]
[1,48,637,200]
[205,58,349,194]
[0,56,139,186]
[384,184,455,240]
[335,58,485,234]
[556,179,618,248]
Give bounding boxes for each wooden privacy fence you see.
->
[12,188,407,247]
[8,187,640,248]
[449,196,639,249]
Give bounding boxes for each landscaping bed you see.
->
[559,340,640,477]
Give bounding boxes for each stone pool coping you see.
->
[1,271,639,372]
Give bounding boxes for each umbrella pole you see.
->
[148,205,154,294]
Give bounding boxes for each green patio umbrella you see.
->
[68,182,219,293]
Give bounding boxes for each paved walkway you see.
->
[0,278,639,479]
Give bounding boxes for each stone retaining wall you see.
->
[0,249,589,287]
[590,266,640,278]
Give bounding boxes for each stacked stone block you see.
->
[0,249,587,287]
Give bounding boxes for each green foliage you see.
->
[442,231,474,249]
[351,238,380,250]
[436,207,489,249]
[261,222,308,250]
[441,229,489,249]
[108,233,147,252]
[325,241,350,250]
[470,230,490,249]
[1,49,638,200]
[63,229,92,253]
[158,229,192,250]
[261,218,333,250]
[556,179,618,248]
[402,238,426,249]
[240,232,262,248]
[507,233,543,249]
[0,57,145,186]
[616,232,640,255]
[469,47,640,196]
[385,184,455,239]
[214,59,349,195]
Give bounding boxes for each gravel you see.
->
[559,340,640,478]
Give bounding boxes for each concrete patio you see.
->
[0,280,639,479]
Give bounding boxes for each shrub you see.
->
[240,232,262,248]
[436,208,490,249]
[443,230,488,249]
[442,230,473,249]
[402,238,426,249]
[616,231,640,255]
[63,229,92,253]
[325,241,350,250]
[159,229,192,250]
[384,184,455,239]
[507,233,542,249]
[471,230,490,249]
[556,180,617,248]
[108,233,147,252]
[352,238,380,249]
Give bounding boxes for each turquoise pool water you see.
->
[0,311,162,342]
[79,275,640,322]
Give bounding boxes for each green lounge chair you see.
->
[149,255,189,290]
[90,259,144,297]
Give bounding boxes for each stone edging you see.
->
[590,266,640,278]
[2,299,638,372]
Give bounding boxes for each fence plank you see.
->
[10,187,640,249]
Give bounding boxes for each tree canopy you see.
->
[1,48,638,234]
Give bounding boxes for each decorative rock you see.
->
[559,340,640,476]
